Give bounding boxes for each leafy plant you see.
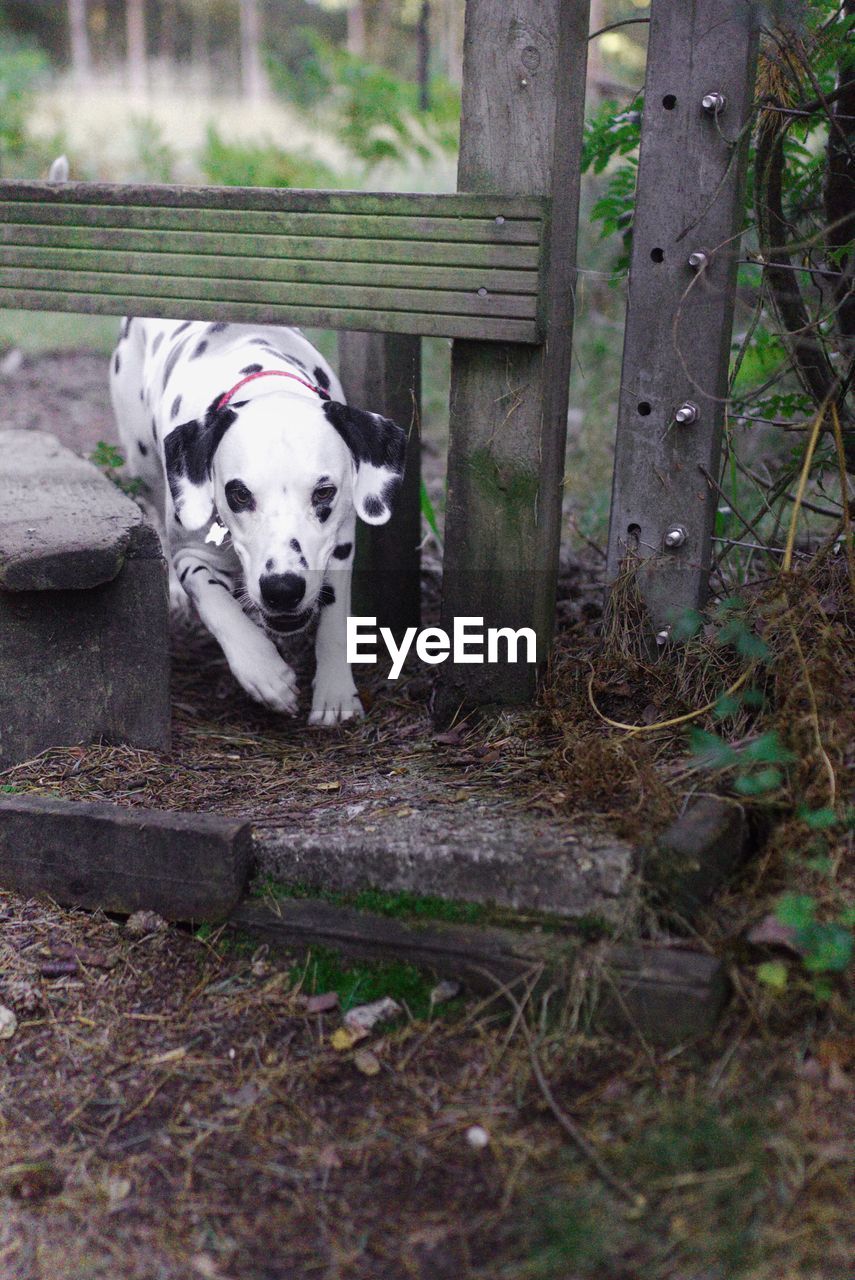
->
[89,441,142,497]
[199,125,337,190]
[0,35,48,172]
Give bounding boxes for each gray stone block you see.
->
[0,430,170,767]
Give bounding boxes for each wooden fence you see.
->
[0,0,761,709]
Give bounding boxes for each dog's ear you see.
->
[164,399,237,530]
[323,401,406,526]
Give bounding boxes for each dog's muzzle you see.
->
[263,608,315,635]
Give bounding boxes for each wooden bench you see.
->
[0,183,548,344]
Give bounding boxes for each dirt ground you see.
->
[1,349,852,1280]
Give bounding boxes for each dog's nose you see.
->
[259,572,306,613]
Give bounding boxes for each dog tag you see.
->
[205,519,229,547]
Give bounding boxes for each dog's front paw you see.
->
[309,673,364,727]
[230,644,299,714]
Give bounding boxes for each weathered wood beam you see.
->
[434,0,591,718]
[604,0,760,636]
[338,332,422,639]
[0,795,251,922]
[230,898,729,1046]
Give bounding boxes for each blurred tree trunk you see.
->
[159,0,178,63]
[435,0,462,86]
[239,0,267,100]
[417,0,430,110]
[125,0,147,93]
[347,2,366,57]
[68,0,92,81]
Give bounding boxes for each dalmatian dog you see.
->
[109,319,406,725]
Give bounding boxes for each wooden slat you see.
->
[0,243,537,297]
[0,179,546,223]
[0,266,536,320]
[0,287,539,343]
[0,200,539,245]
[0,221,540,270]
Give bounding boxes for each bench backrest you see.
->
[0,181,548,344]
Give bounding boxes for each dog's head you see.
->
[164,390,406,633]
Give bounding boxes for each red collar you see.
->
[217,369,330,410]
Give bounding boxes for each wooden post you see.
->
[338,332,422,640]
[605,0,759,639]
[433,0,590,721]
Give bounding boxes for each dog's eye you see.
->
[225,480,254,512]
[313,484,337,505]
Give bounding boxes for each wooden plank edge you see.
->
[228,899,729,1045]
[0,180,546,219]
[0,288,543,343]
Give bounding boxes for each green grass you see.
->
[0,309,120,355]
[253,876,491,926]
[521,1099,770,1279]
[293,946,441,1018]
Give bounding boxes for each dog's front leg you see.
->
[310,543,363,727]
[175,553,299,714]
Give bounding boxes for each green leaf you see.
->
[740,732,797,765]
[757,961,788,990]
[776,893,816,930]
[688,727,737,769]
[797,923,853,974]
[811,977,834,1002]
[714,693,743,720]
[670,608,703,642]
[733,767,783,795]
[798,806,839,830]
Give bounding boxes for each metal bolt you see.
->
[687,250,709,270]
[702,91,726,115]
[664,525,687,548]
[495,215,505,226]
[674,402,699,425]
[656,628,671,646]
[477,287,488,297]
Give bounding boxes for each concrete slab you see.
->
[0,430,170,767]
[256,801,638,924]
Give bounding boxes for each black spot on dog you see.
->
[113,352,120,374]
[173,320,192,337]
[192,565,206,574]
[139,388,144,401]
[363,496,385,519]
[313,366,330,390]
[162,335,192,390]
[332,541,352,561]
[284,354,308,371]
[382,476,402,508]
[179,566,190,584]
[151,417,158,442]
[191,339,208,360]
[323,401,406,474]
[265,558,274,572]
[318,583,336,608]
[171,394,182,419]
[164,397,238,508]
[240,363,263,375]
[137,439,148,456]
[289,538,302,555]
[152,332,164,354]
[207,322,229,334]
[316,506,332,524]
[122,316,132,339]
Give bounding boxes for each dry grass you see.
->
[1,886,852,1280]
